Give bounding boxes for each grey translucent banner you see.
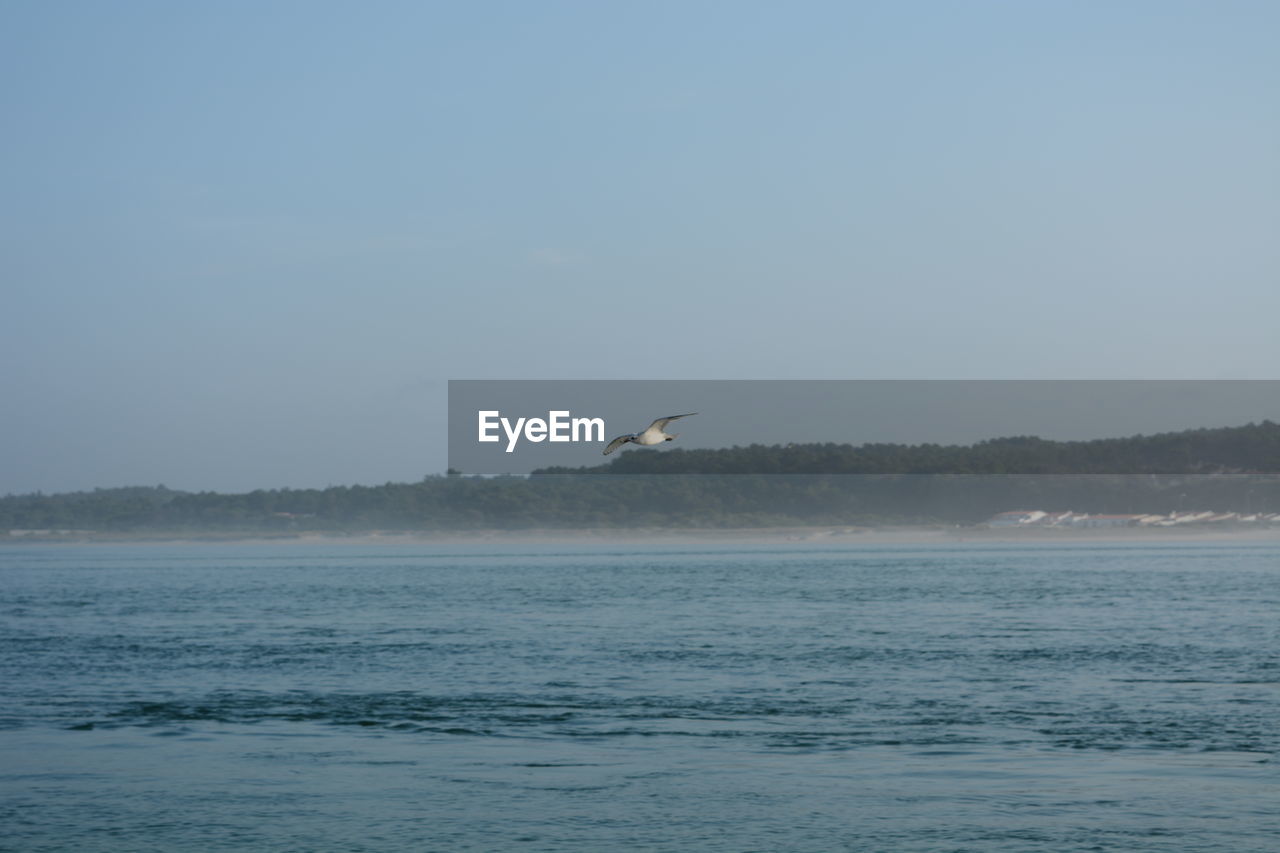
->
[447,380,1280,475]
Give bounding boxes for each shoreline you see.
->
[4,525,1280,547]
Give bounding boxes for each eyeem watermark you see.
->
[450,378,1280,475]
[478,410,605,453]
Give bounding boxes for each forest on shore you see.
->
[4,421,1279,534]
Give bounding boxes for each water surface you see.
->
[1,541,1276,851]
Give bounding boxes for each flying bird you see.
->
[603,413,697,455]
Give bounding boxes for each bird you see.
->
[603,413,697,455]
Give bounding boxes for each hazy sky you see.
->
[3,1,1277,494]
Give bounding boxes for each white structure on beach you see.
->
[983,509,1278,529]
[986,510,1047,527]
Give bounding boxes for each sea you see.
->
[0,540,1276,852]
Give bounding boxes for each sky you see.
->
[2,1,1278,495]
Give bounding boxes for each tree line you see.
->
[3,422,1279,533]
[533,420,1280,476]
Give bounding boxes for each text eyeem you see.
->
[478,411,605,453]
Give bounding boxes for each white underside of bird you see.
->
[603,413,697,455]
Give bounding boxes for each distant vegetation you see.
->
[3,422,1279,535]
[533,420,1280,476]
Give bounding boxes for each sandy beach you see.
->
[10,524,1278,547]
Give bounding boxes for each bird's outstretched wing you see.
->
[645,412,698,432]
[603,435,633,455]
